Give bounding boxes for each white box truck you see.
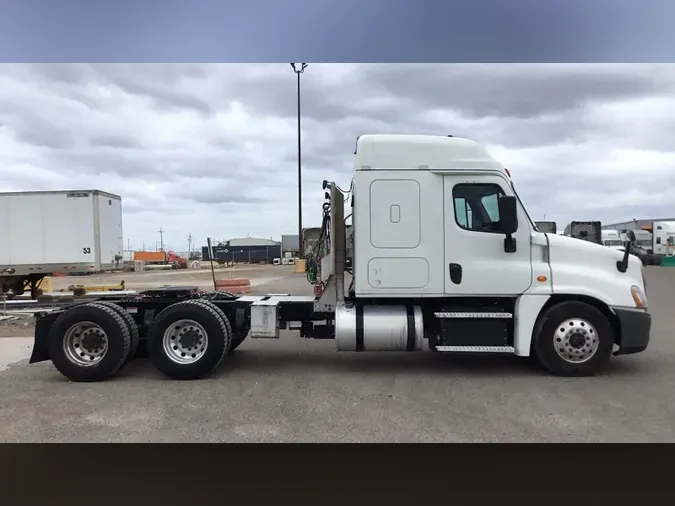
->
[0,190,123,298]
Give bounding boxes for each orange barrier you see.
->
[215,278,252,294]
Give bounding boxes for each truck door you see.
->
[443,176,533,296]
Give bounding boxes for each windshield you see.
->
[510,181,537,230]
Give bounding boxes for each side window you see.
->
[454,198,473,228]
[452,183,505,232]
[481,193,500,221]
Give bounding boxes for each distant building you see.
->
[227,237,279,247]
[602,218,675,231]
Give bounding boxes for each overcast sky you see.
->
[1,63,674,251]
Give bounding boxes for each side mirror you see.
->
[498,195,518,253]
[498,195,518,235]
[625,230,636,242]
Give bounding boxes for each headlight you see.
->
[631,285,648,309]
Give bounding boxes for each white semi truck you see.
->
[638,221,675,256]
[29,135,651,382]
[1,190,124,298]
[602,230,624,251]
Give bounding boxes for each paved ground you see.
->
[49,264,297,292]
[1,267,674,442]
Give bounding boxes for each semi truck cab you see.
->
[310,135,650,376]
[602,230,624,251]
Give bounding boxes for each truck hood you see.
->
[547,233,622,259]
[544,233,645,307]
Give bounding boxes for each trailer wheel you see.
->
[147,300,232,380]
[88,301,140,366]
[48,303,132,382]
[532,301,614,377]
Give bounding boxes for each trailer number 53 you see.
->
[83,247,91,254]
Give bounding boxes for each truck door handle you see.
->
[449,263,462,284]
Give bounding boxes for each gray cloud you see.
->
[357,64,674,119]
[1,63,675,248]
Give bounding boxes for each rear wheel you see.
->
[532,301,614,377]
[147,300,232,380]
[48,303,132,382]
[88,301,140,366]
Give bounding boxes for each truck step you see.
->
[435,345,515,353]
[434,311,513,319]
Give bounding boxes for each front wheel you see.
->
[532,301,615,377]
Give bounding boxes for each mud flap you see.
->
[28,312,59,363]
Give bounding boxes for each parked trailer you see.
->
[535,221,557,234]
[563,221,602,245]
[1,190,123,299]
[29,135,651,382]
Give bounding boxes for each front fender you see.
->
[550,264,638,308]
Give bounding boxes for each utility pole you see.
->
[290,63,308,259]
[158,227,165,252]
[187,233,193,257]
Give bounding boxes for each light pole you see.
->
[290,63,308,258]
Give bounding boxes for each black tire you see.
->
[88,301,140,366]
[532,301,614,377]
[228,329,249,354]
[147,300,232,380]
[48,303,132,382]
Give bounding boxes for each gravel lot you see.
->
[1,267,674,442]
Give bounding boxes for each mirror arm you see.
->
[617,239,632,273]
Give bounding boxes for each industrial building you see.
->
[202,237,281,264]
[602,218,675,231]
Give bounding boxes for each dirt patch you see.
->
[0,318,36,338]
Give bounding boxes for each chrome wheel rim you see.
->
[63,321,109,367]
[162,319,208,364]
[553,318,599,363]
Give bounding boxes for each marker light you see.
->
[630,285,648,309]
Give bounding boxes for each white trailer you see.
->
[0,190,123,297]
[649,221,675,256]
